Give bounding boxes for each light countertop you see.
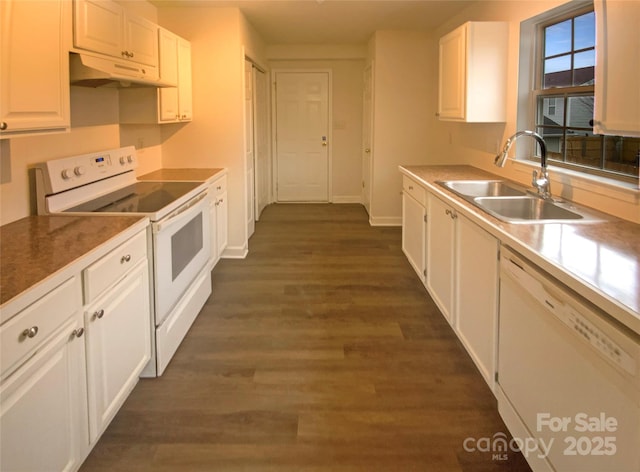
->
[138,168,225,184]
[400,165,640,335]
[0,215,147,308]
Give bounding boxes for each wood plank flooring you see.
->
[81,203,532,472]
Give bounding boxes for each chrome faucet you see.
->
[494,130,552,200]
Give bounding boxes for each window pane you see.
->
[537,126,564,157]
[604,136,640,175]
[565,131,600,167]
[574,50,595,85]
[545,19,572,56]
[538,96,564,126]
[544,55,572,88]
[574,11,595,49]
[566,95,593,128]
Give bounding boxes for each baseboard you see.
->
[221,244,248,259]
[332,195,362,204]
[369,216,402,226]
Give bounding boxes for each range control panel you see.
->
[37,146,137,195]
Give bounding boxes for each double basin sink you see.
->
[436,180,599,223]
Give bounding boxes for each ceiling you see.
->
[151,0,476,44]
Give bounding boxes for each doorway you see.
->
[273,71,330,202]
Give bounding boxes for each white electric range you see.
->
[35,146,212,376]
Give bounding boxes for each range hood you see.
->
[69,53,175,88]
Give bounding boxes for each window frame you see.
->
[517,2,639,184]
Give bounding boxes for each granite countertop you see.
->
[400,165,640,335]
[138,168,225,183]
[0,215,147,307]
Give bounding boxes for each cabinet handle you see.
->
[445,209,457,219]
[0,122,7,131]
[93,309,104,320]
[216,186,222,190]
[121,254,132,264]
[21,326,39,339]
[408,185,414,190]
[72,328,85,338]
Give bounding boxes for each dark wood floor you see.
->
[81,203,532,472]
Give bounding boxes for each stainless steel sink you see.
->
[436,180,527,198]
[435,179,603,224]
[473,196,583,222]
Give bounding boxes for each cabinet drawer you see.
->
[211,175,227,197]
[83,230,147,303]
[403,176,426,206]
[1,277,79,378]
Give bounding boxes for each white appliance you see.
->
[35,146,211,376]
[497,246,640,471]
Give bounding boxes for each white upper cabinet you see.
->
[593,0,640,137]
[73,0,158,67]
[0,0,70,138]
[438,22,508,122]
[158,30,192,122]
[120,29,193,124]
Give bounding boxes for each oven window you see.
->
[171,213,204,281]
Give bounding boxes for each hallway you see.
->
[81,203,531,471]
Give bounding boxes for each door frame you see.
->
[271,68,333,202]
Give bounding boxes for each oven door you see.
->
[152,190,211,326]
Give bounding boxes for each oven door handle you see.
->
[153,190,209,233]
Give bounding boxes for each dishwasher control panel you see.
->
[564,306,636,376]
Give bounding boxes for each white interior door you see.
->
[275,72,329,202]
[362,63,373,216]
[253,67,270,220]
[244,60,255,238]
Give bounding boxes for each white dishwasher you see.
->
[496,247,640,472]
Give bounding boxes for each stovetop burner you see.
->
[65,181,202,213]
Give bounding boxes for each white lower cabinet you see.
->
[426,194,456,324]
[455,214,499,390]
[402,176,427,282]
[1,226,152,471]
[210,174,228,264]
[0,278,88,472]
[83,233,151,444]
[424,190,499,390]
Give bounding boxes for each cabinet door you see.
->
[0,0,70,137]
[73,0,124,58]
[438,24,466,121]
[216,191,228,257]
[593,0,640,137]
[455,215,498,390]
[0,319,88,472]
[158,29,180,122]
[84,261,150,444]
[402,192,426,282]
[177,38,193,121]
[124,14,158,67]
[426,195,456,324]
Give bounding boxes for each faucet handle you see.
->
[531,169,538,187]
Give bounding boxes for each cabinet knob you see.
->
[21,326,39,339]
[0,122,7,131]
[121,254,132,264]
[72,328,85,338]
[93,309,105,320]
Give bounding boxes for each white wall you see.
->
[369,30,436,225]
[156,7,268,257]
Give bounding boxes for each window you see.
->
[525,5,639,182]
